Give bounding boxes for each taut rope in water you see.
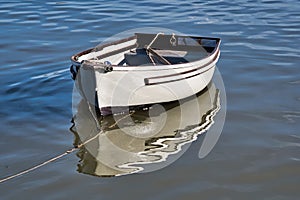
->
[0,111,134,184]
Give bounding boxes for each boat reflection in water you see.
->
[70,83,220,177]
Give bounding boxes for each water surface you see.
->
[0,0,299,199]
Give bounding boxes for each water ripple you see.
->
[0,0,300,198]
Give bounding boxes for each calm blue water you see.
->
[0,0,300,199]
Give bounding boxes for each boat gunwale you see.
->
[144,50,220,85]
[71,35,137,66]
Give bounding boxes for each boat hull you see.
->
[71,33,221,113]
[76,51,218,109]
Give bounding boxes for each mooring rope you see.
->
[146,32,164,65]
[146,32,164,50]
[0,111,135,184]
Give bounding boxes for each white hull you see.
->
[77,51,218,108]
[72,33,221,110]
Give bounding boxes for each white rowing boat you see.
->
[70,33,221,114]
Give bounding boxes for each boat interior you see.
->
[76,33,220,66]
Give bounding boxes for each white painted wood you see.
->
[73,34,220,108]
[78,38,137,62]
